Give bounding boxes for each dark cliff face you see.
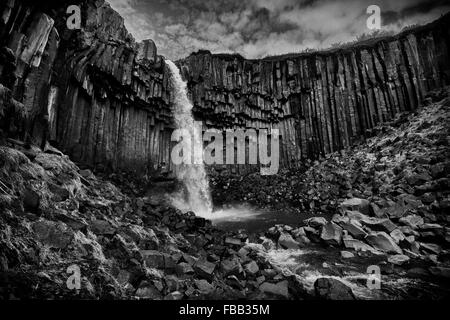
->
[0,0,173,175]
[1,0,449,176]
[180,15,450,170]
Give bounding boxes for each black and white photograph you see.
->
[0,0,449,314]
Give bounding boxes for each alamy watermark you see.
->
[171,121,280,175]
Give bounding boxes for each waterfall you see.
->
[166,60,213,218]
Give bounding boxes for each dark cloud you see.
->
[108,0,450,60]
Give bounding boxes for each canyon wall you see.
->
[180,14,450,172]
[1,0,449,176]
[0,0,174,175]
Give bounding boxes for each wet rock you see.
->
[320,223,342,246]
[366,232,403,254]
[278,232,300,249]
[340,198,370,215]
[259,280,289,299]
[314,277,356,300]
[304,217,327,228]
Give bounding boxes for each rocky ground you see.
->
[0,88,449,300]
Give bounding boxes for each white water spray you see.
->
[166,60,213,218]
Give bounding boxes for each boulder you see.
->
[365,232,403,254]
[320,222,342,245]
[244,261,259,276]
[278,232,300,249]
[314,277,356,300]
[193,260,216,280]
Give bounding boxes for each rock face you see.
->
[179,15,450,173]
[0,0,171,175]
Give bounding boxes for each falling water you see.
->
[166,60,213,218]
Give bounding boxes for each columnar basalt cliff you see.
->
[179,15,450,170]
[0,0,173,175]
[1,0,449,176]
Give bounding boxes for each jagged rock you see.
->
[399,215,424,229]
[193,260,216,280]
[343,237,379,254]
[366,232,403,254]
[314,277,356,300]
[340,220,367,240]
[320,223,343,245]
[244,261,259,276]
[362,218,397,233]
[420,243,442,255]
[175,262,194,275]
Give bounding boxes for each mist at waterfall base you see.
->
[166,60,273,226]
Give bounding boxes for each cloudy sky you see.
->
[107,0,450,60]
